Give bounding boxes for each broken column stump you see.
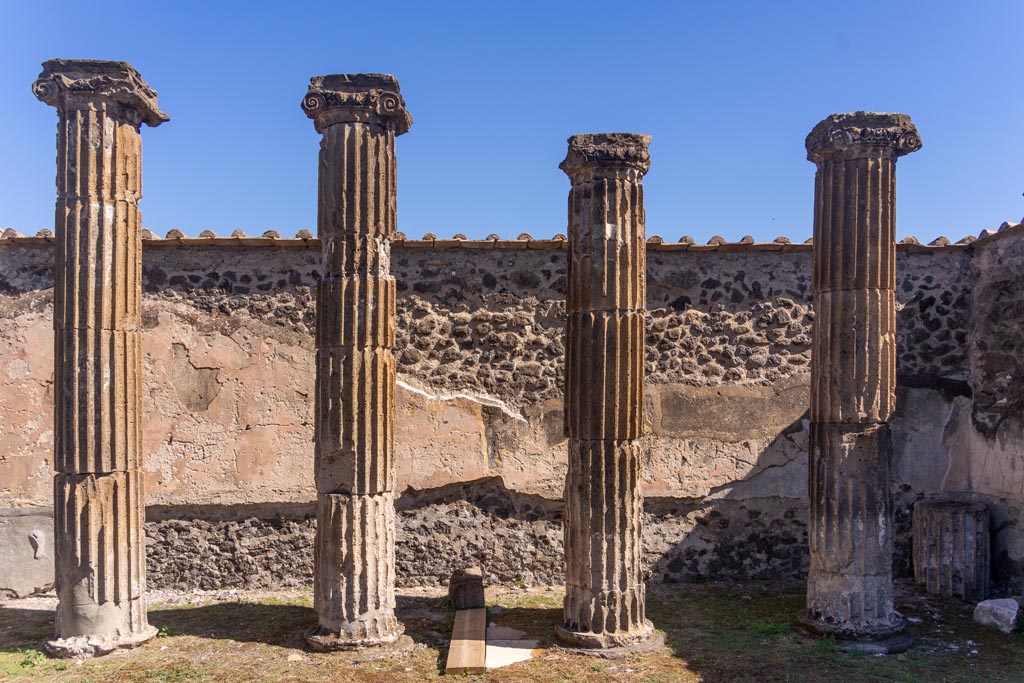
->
[556,133,658,651]
[913,500,991,602]
[301,74,412,651]
[33,59,167,658]
[450,566,486,611]
[445,568,486,673]
[800,112,922,653]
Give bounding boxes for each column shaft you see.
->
[53,471,148,637]
[803,112,921,644]
[563,440,645,636]
[302,74,411,650]
[811,155,896,293]
[34,58,167,658]
[558,134,654,649]
[564,311,645,440]
[313,493,400,643]
[806,423,895,629]
[810,290,896,424]
[54,329,143,474]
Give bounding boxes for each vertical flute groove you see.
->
[34,59,166,655]
[912,501,990,602]
[559,133,654,649]
[303,74,411,649]
[804,112,921,640]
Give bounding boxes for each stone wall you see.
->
[2,227,1022,596]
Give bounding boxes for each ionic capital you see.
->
[302,73,412,135]
[560,133,651,180]
[32,59,168,128]
[806,112,921,163]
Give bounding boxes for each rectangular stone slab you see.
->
[445,608,487,674]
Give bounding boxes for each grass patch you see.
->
[2,581,1024,682]
[18,648,45,668]
[814,634,838,656]
[126,663,210,683]
[492,589,562,610]
[752,617,790,636]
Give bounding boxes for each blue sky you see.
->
[2,1,1021,241]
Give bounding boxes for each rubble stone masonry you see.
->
[1,223,1022,596]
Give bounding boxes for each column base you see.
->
[554,619,663,657]
[794,612,914,654]
[306,625,413,654]
[45,624,157,659]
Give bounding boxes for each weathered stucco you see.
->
[1,226,1022,595]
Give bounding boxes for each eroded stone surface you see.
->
[0,508,53,598]
[803,112,920,642]
[559,133,654,649]
[32,59,168,127]
[974,598,1019,633]
[449,566,485,610]
[969,234,1024,435]
[913,499,990,602]
[810,290,896,424]
[53,471,148,638]
[34,58,165,655]
[805,423,900,636]
[0,228,1014,589]
[303,72,410,649]
[310,492,402,647]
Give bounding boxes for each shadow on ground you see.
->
[0,594,456,654]
[0,607,52,653]
[647,580,1024,683]
[149,594,464,652]
[5,585,1024,682]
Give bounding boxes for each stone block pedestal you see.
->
[913,500,990,602]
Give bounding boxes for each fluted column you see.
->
[557,133,655,649]
[33,59,167,658]
[802,112,921,649]
[301,74,411,650]
[913,500,990,602]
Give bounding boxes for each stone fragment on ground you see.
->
[485,622,537,670]
[449,566,486,610]
[973,598,1020,633]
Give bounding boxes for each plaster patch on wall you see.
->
[170,342,221,412]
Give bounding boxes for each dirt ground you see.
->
[2,580,1023,683]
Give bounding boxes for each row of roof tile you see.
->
[2,221,1021,247]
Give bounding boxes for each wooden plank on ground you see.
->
[445,607,487,674]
